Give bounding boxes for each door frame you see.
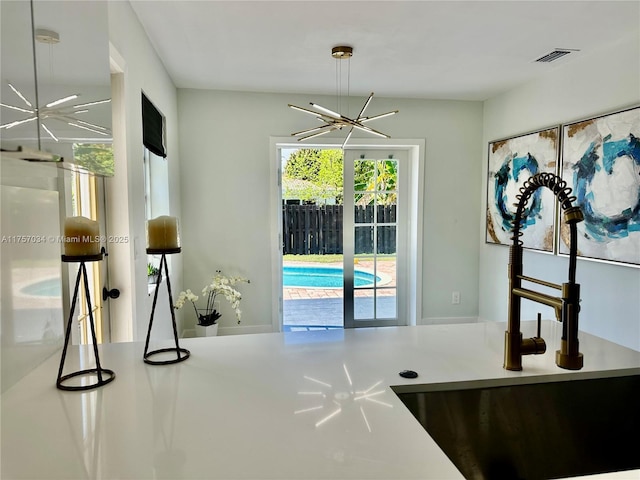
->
[269,136,425,332]
[63,168,110,345]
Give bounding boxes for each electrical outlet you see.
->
[452,291,460,305]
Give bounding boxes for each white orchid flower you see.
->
[177,270,248,323]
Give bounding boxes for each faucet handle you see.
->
[519,312,547,356]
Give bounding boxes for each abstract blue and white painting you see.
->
[560,106,640,266]
[486,127,559,251]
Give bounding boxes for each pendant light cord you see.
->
[335,57,339,115]
[335,55,351,117]
[347,56,350,118]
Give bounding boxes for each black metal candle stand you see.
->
[144,248,190,365]
[57,254,116,391]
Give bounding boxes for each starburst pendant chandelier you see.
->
[0,84,111,141]
[288,46,398,148]
[0,28,111,142]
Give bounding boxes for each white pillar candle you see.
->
[64,216,100,256]
[147,216,180,250]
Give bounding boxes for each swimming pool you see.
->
[283,265,380,288]
[20,277,62,297]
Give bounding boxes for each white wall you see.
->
[107,1,182,341]
[480,33,640,351]
[177,90,483,332]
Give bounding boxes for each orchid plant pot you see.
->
[195,307,220,337]
[175,272,249,337]
[195,322,218,337]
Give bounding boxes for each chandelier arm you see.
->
[41,123,59,142]
[49,115,111,132]
[291,124,334,137]
[349,122,390,138]
[289,104,342,123]
[0,103,35,114]
[310,103,342,119]
[318,115,348,125]
[289,104,349,128]
[341,127,354,149]
[72,119,110,132]
[356,93,374,119]
[45,94,79,108]
[1,117,38,129]
[66,122,110,136]
[72,99,111,109]
[317,116,343,124]
[359,111,399,123]
[298,127,338,142]
[40,105,82,115]
[337,116,368,129]
[7,82,33,108]
[39,111,69,120]
[288,104,323,116]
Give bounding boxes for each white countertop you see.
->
[2,321,639,479]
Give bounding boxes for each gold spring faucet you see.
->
[504,172,584,371]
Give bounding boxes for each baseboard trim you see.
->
[182,324,274,338]
[218,324,274,336]
[185,320,480,336]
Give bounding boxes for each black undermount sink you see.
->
[394,375,640,480]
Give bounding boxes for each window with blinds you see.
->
[142,93,166,158]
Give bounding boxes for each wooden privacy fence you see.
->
[282,204,396,255]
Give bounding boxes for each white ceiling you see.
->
[129,0,640,102]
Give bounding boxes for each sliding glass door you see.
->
[343,149,407,328]
[278,145,410,330]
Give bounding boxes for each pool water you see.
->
[284,266,380,288]
[20,277,62,297]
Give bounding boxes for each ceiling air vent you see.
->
[534,49,578,63]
